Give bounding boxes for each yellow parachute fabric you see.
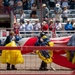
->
[1,41,24,65]
[42,35,47,39]
[72,54,75,64]
[66,51,75,64]
[66,51,70,61]
[36,42,54,64]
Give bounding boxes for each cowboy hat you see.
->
[56,3,60,8]
[42,4,46,7]
[42,21,47,25]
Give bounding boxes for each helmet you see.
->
[43,38,50,42]
[42,35,50,45]
[40,32,45,37]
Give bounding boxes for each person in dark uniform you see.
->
[4,31,17,70]
[67,34,75,63]
[35,32,50,70]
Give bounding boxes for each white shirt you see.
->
[9,0,14,6]
[20,24,25,31]
[33,23,41,31]
[20,13,26,19]
[25,23,33,31]
[62,2,68,8]
[55,23,62,30]
[62,9,69,17]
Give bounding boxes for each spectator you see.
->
[30,3,37,18]
[3,0,10,7]
[9,0,14,9]
[31,0,35,5]
[3,0,10,14]
[48,19,55,31]
[48,0,55,9]
[42,4,49,21]
[56,0,62,5]
[13,21,20,34]
[61,0,69,9]
[71,20,75,29]
[25,20,33,34]
[33,19,41,31]
[64,19,74,30]
[41,21,49,31]
[71,19,75,25]
[19,10,26,20]
[15,0,23,12]
[19,19,25,34]
[69,0,75,9]
[54,3,62,22]
[62,6,70,22]
[23,0,28,10]
[28,0,32,9]
[55,20,62,37]
[42,0,47,4]
[73,23,75,30]
[28,0,35,9]
[55,20,62,31]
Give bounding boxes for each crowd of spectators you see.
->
[12,0,75,37]
[13,18,75,37]
[1,0,75,19]
[1,0,75,16]
[2,0,75,10]
[42,0,75,9]
[0,0,75,37]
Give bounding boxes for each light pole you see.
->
[40,0,43,27]
[40,0,42,28]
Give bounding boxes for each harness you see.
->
[35,37,50,58]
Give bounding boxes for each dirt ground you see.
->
[0,55,74,75]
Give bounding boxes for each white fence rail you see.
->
[19,31,52,38]
[0,29,74,39]
[0,30,74,45]
[19,31,75,38]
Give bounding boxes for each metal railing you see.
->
[0,28,74,38]
[19,30,75,38]
[56,30,75,37]
[19,31,52,38]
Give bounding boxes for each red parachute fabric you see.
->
[22,37,37,54]
[22,37,75,69]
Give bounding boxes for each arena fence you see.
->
[0,45,75,50]
[0,29,75,38]
[0,46,75,74]
[19,31,75,38]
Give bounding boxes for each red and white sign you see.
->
[1,30,9,37]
